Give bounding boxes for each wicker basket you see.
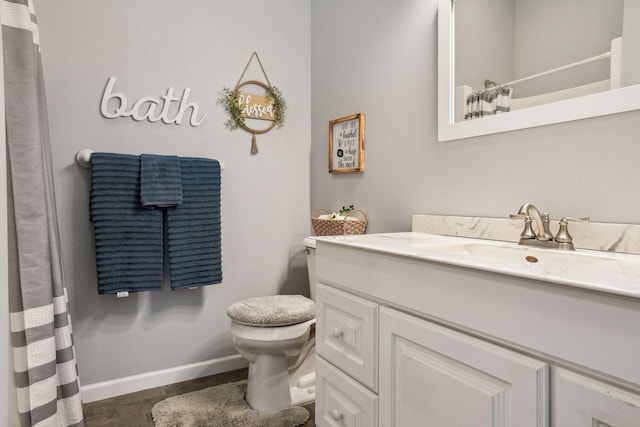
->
[311,208,368,236]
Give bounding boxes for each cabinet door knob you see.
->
[331,327,343,339]
[330,408,343,421]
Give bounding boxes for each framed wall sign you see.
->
[329,112,365,173]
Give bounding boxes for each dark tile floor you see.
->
[82,368,315,426]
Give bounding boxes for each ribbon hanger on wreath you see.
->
[218,52,287,155]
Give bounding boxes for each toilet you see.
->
[227,237,317,411]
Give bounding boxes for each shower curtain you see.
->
[3,1,84,426]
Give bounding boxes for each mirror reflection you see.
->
[453,0,634,122]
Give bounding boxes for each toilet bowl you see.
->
[227,237,317,411]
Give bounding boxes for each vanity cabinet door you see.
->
[379,307,549,427]
[552,367,640,427]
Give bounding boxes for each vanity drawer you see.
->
[316,357,378,427]
[316,283,378,391]
[552,367,640,427]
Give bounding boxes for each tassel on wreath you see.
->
[250,133,258,155]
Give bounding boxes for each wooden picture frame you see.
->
[329,113,365,173]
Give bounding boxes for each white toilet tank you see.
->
[303,237,317,301]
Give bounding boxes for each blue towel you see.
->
[165,157,222,289]
[140,154,183,208]
[90,153,163,294]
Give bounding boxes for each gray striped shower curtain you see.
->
[3,0,84,425]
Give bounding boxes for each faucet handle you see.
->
[510,213,536,239]
[510,215,536,239]
[559,216,590,224]
[554,217,590,250]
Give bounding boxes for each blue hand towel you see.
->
[165,157,222,289]
[140,154,183,208]
[90,153,163,294]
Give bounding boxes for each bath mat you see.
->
[151,380,310,427]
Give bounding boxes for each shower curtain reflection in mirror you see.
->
[464,85,513,120]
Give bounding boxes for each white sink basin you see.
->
[317,232,640,299]
[420,242,616,269]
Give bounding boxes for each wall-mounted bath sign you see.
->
[329,113,366,173]
[100,76,206,126]
[218,52,287,155]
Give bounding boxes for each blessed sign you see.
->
[238,92,276,121]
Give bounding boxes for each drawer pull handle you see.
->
[330,409,343,421]
[331,327,343,339]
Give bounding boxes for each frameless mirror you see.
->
[438,0,640,141]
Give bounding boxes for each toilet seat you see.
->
[230,318,315,345]
[227,295,315,327]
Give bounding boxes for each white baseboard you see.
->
[81,354,249,403]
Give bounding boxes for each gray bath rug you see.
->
[151,380,310,427]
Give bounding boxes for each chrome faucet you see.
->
[510,203,589,250]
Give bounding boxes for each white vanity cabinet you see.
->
[314,236,640,427]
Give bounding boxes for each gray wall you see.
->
[514,0,623,97]
[455,0,515,91]
[454,0,624,97]
[310,0,640,233]
[34,0,311,385]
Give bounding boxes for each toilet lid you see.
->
[227,295,315,327]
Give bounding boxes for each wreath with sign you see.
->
[218,53,287,155]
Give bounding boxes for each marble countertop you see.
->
[315,232,640,300]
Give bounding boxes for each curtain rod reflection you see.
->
[483,51,612,92]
